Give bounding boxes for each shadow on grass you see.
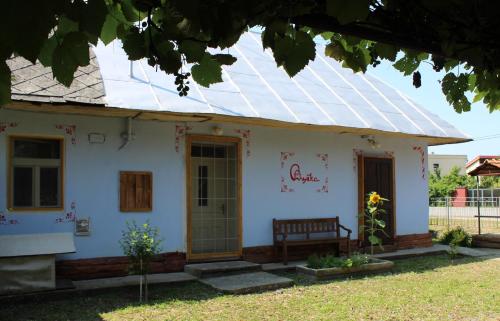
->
[0,254,492,321]
[0,280,221,321]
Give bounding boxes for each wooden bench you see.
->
[273,217,352,264]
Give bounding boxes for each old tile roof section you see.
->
[7,49,105,105]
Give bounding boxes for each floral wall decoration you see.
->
[412,146,426,179]
[0,212,20,226]
[0,122,18,134]
[55,124,77,145]
[280,152,329,193]
[175,124,192,153]
[55,201,77,224]
[234,129,251,157]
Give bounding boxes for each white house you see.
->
[0,32,470,280]
[428,153,468,175]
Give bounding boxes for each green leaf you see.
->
[100,14,120,45]
[442,73,471,112]
[52,46,78,87]
[56,16,79,38]
[393,56,420,76]
[121,0,143,22]
[80,0,108,38]
[262,20,288,49]
[191,54,222,87]
[374,43,398,61]
[325,42,346,60]
[0,61,11,105]
[326,0,370,24]
[213,54,237,66]
[51,31,89,87]
[178,40,206,63]
[375,219,386,228]
[368,235,381,245]
[122,29,146,60]
[63,32,90,66]
[155,41,182,74]
[38,37,58,67]
[273,31,315,76]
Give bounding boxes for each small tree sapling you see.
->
[120,220,162,303]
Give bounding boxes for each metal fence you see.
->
[429,197,500,234]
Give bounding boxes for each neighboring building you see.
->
[428,153,468,175]
[0,32,470,280]
[466,155,500,175]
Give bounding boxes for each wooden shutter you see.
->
[120,171,152,212]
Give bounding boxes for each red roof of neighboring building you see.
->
[465,155,500,168]
[467,159,500,176]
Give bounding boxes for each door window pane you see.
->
[14,139,60,159]
[13,167,33,207]
[198,166,208,206]
[40,167,59,206]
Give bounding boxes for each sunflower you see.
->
[369,192,381,205]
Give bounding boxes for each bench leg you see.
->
[346,240,351,257]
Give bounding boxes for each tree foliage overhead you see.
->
[1,0,499,113]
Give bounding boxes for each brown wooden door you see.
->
[362,157,395,244]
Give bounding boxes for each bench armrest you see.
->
[339,224,352,238]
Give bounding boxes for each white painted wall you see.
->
[428,153,468,175]
[0,109,429,260]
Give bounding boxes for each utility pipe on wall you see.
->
[119,117,134,150]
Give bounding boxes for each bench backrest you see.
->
[273,217,340,240]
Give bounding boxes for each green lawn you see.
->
[2,255,499,321]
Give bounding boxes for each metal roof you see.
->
[7,31,470,144]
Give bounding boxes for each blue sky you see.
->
[367,62,500,161]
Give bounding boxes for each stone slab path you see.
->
[199,271,293,294]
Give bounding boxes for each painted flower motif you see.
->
[369,192,381,205]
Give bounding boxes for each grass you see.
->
[1,255,499,321]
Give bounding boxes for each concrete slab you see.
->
[261,260,307,272]
[184,260,261,278]
[74,272,196,290]
[373,244,448,260]
[200,271,293,294]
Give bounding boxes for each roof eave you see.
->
[3,100,470,146]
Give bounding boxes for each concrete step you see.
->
[184,260,261,278]
[200,271,293,294]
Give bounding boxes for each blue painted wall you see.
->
[0,109,429,260]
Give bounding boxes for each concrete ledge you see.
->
[297,258,394,281]
[74,272,196,290]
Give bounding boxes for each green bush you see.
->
[306,253,369,269]
[439,227,472,247]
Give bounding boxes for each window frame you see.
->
[7,135,65,212]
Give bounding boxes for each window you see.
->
[120,171,152,212]
[198,165,208,206]
[433,163,440,170]
[9,137,63,210]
